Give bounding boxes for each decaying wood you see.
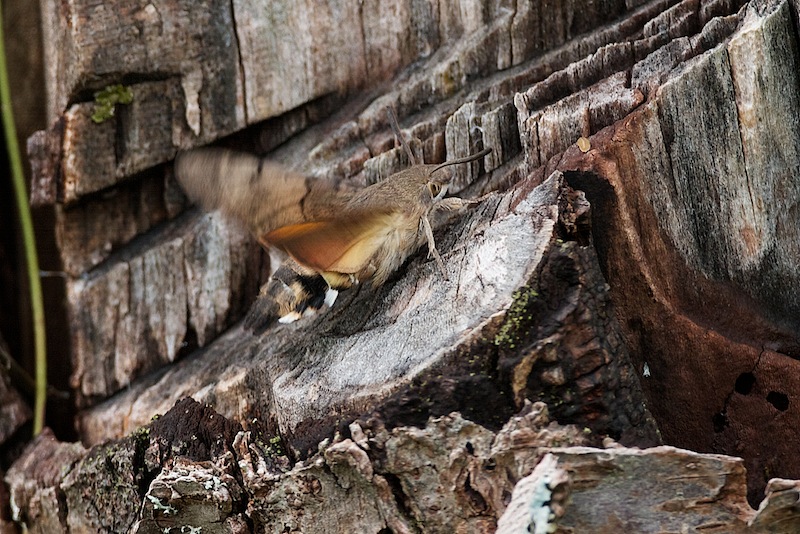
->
[7,399,799,533]
[51,0,738,408]
[60,81,187,203]
[552,0,800,504]
[0,350,29,445]
[498,446,761,533]
[75,171,660,456]
[66,211,264,403]
[4,429,87,533]
[54,166,188,277]
[8,0,800,532]
[38,0,637,206]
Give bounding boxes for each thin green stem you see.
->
[0,1,47,434]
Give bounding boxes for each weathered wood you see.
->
[11,0,800,531]
[35,0,685,409]
[11,400,592,532]
[35,0,672,208]
[54,166,187,277]
[233,1,367,121]
[749,478,800,533]
[132,456,250,534]
[516,71,646,173]
[60,80,187,203]
[27,121,62,207]
[4,430,87,534]
[64,0,752,430]
[76,171,659,457]
[239,402,592,533]
[498,446,758,533]
[0,351,30,445]
[67,212,264,404]
[6,399,243,533]
[553,0,800,504]
[9,399,800,533]
[39,0,243,130]
[38,0,716,407]
[63,0,767,468]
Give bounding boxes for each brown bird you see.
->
[175,108,491,330]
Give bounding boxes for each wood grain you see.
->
[11,0,800,531]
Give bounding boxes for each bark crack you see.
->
[357,1,369,80]
[229,0,249,125]
[724,46,758,248]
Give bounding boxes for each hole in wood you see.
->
[766,391,789,412]
[734,372,755,395]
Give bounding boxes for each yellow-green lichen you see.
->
[91,84,133,123]
[493,286,539,349]
[132,425,151,438]
[258,434,285,457]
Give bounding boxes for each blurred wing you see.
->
[264,213,393,274]
[174,148,342,237]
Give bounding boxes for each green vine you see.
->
[0,1,47,434]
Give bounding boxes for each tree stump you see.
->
[6,0,800,531]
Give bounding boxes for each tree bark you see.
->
[7,0,800,532]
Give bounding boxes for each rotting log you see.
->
[7,0,800,531]
[31,0,678,408]
[76,170,659,457]
[552,0,800,505]
[31,0,750,410]
[8,399,800,533]
[497,445,765,534]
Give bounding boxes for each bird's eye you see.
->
[428,182,442,198]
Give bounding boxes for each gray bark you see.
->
[8,0,800,532]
